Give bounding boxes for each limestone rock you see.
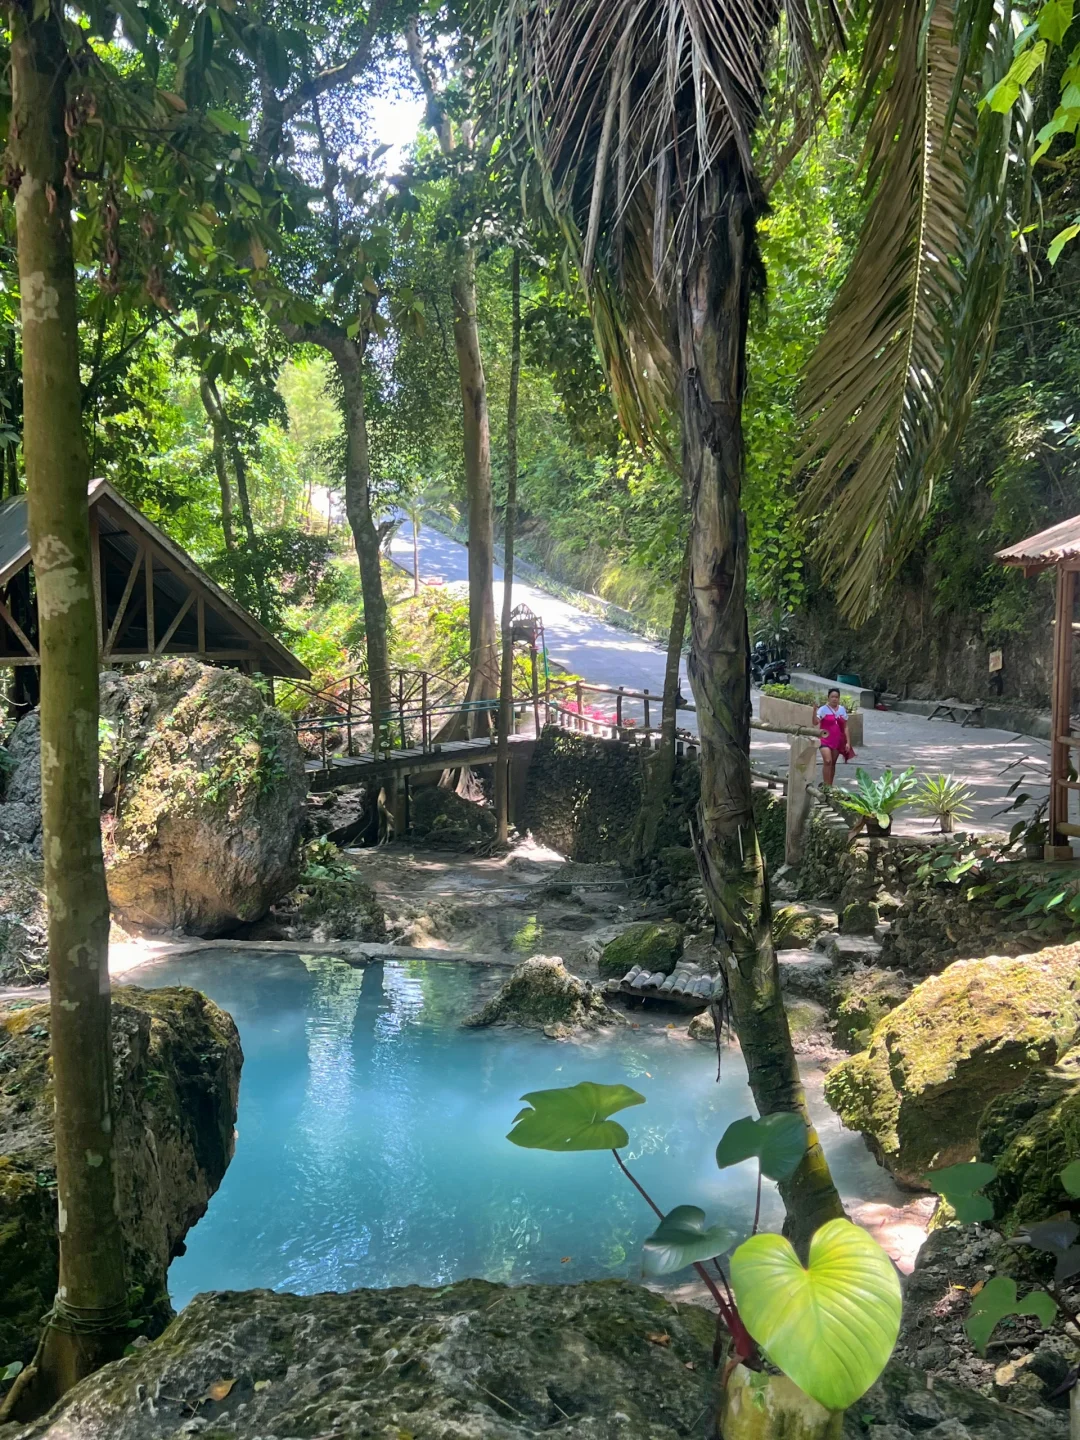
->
[101,660,307,935]
[0,985,241,1362]
[272,843,386,943]
[0,856,46,986]
[778,949,835,1002]
[978,1044,1080,1226]
[833,967,913,1052]
[824,943,1080,1188]
[774,903,836,950]
[0,713,43,855]
[688,1009,717,1043]
[841,899,880,935]
[463,955,620,1037]
[598,921,684,977]
[2,1283,1061,1440]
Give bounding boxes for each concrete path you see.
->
[389,518,1048,836]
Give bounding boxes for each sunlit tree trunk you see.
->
[495,250,521,843]
[682,168,844,1254]
[0,0,128,1417]
[199,376,236,550]
[628,531,690,866]
[453,246,498,727]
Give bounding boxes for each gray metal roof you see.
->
[0,493,29,585]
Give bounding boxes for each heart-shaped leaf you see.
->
[925,1162,998,1195]
[730,1218,901,1412]
[964,1275,1056,1354]
[715,1113,808,1182]
[641,1206,738,1277]
[1013,1216,1080,1256]
[1061,1159,1080,1197]
[506,1082,646,1151]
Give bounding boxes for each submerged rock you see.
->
[598,920,684,977]
[4,1281,1064,1440]
[824,943,1080,1188]
[101,660,307,935]
[0,986,241,1362]
[463,954,619,1037]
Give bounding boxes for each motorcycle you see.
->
[750,638,790,687]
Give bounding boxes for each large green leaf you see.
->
[1060,1159,1080,1197]
[715,1113,808,1182]
[730,1219,902,1412]
[964,1276,1056,1354]
[925,1162,997,1224]
[506,1082,646,1151]
[641,1206,738,1278]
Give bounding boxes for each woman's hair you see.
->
[827,687,840,699]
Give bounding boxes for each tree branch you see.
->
[282,0,387,125]
[404,14,453,153]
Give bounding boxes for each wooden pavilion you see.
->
[0,478,308,710]
[998,514,1080,856]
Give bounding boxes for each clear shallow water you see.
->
[122,951,902,1306]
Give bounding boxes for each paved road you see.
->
[389,518,1048,836]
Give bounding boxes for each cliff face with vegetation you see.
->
[0,986,242,1362]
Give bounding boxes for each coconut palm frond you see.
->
[796,0,1012,624]
[488,0,841,443]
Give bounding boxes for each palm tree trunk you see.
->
[334,339,391,749]
[199,376,236,550]
[495,250,522,843]
[452,246,498,729]
[628,530,690,866]
[682,170,844,1254]
[2,0,128,1415]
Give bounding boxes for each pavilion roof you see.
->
[996,513,1080,573]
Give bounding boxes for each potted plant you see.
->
[506,1084,901,1440]
[915,774,975,834]
[834,767,915,837]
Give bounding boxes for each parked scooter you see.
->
[750,638,790,687]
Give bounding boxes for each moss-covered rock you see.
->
[657,845,698,884]
[773,903,834,950]
[752,786,787,875]
[832,967,912,1052]
[688,1009,717,1043]
[978,1045,1080,1227]
[824,943,1080,1188]
[797,813,851,903]
[463,955,619,1037]
[0,986,241,1363]
[840,899,879,935]
[598,920,684,977]
[273,842,386,942]
[101,660,307,935]
[3,1282,1063,1440]
[409,785,496,848]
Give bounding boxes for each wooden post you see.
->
[785,736,819,866]
[144,550,155,653]
[422,672,429,750]
[616,687,624,734]
[398,671,406,749]
[575,678,583,732]
[530,641,540,737]
[196,595,206,656]
[643,688,651,733]
[1050,564,1077,853]
[88,505,103,653]
[346,675,354,756]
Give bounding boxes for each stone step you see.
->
[818,932,883,966]
[777,949,835,1001]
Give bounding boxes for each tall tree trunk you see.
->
[453,246,498,728]
[333,339,391,749]
[199,376,236,550]
[682,171,844,1254]
[495,250,521,843]
[2,0,128,1417]
[412,512,420,596]
[628,530,690,866]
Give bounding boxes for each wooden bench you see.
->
[928,699,985,728]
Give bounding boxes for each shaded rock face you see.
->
[0,857,46,986]
[599,921,684,977]
[270,846,386,943]
[0,714,43,856]
[978,1045,1080,1227]
[832,966,913,1053]
[5,1282,1063,1440]
[881,886,1054,976]
[409,785,496,849]
[824,943,1080,1188]
[0,986,241,1362]
[101,660,307,935]
[463,955,619,1037]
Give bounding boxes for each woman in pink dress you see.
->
[818,687,854,785]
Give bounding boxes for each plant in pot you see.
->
[506,1083,901,1439]
[834,767,915,837]
[915,774,975,834]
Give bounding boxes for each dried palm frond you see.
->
[796,0,1015,623]
[486,0,841,443]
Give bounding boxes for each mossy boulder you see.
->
[599,921,684,977]
[840,899,879,935]
[978,1045,1080,1227]
[273,844,386,942]
[101,660,307,935]
[409,785,496,848]
[824,943,1080,1188]
[773,904,834,951]
[463,955,619,1038]
[0,986,241,1363]
[832,967,912,1052]
[3,1282,1064,1440]
[658,845,698,884]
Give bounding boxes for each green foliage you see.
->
[505,1082,646,1151]
[762,684,816,706]
[914,775,975,830]
[834,768,916,830]
[715,1114,808,1183]
[926,1162,997,1224]
[1061,1160,1080,1197]
[730,1220,902,1412]
[964,1276,1057,1355]
[641,1207,737,1278]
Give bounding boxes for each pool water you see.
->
[122,951,902,1306]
